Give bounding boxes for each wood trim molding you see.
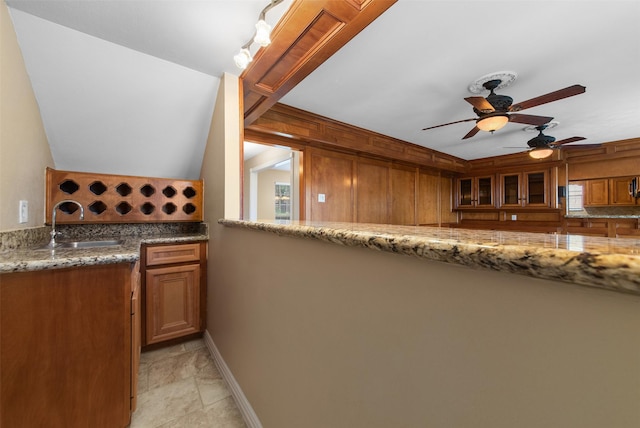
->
[241,0,397,125]
[246,103,468,173]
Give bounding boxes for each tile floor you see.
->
[130,338,247,428]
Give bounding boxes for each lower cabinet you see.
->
[142,242,207,346]
[1,263,135,428]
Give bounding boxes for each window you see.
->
[275,182,291,220]
[567,183,584,211]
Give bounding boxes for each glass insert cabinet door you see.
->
[457,176,494,207]
[500,171,549,207]
[527,172,546,204]
[502,174,520,206]
[459,178,473,206]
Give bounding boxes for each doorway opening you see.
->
[243,142,301,222]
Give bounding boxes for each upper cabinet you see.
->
[584,176,639,206]
[455,175,494,208]
[498,170,551,208]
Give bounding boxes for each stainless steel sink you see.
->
[36,239,124,250]
[58,239,124,248]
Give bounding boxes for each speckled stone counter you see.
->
[0,223,208,273]
[220,219,640,296]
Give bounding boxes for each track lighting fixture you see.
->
[234,0,283,70]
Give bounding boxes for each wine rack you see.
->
[46,168,203,224]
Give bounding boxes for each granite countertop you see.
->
[220,219,640,296]
[565,214,640,219]
[0,223,208,273]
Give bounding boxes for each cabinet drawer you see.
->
[145,243,200,266]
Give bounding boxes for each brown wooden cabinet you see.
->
[584,178,609,206]
[584,176,639,206]
[455,175,494,208]
[142,242,207,346]
[131,261,141,412]
[499,170,551,208]
[609,177,637,205]
[1,263,135,428]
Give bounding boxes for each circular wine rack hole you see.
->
[183,187,196,199]
[89,201,107,215]
[141,202,155,215]
[182,203,196,215]
[162,186,177,198]
[116,202,133,215]
[162,203,177,215]
[58,201,79,214]
[59,180,80,194]
[140,184,155,197]
[116,183,132,197]
[89,181,107,195]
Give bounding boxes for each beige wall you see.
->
[0,1,54,231]
[210,225,640,428]
[203,52,639,428]
[257,169,290,220]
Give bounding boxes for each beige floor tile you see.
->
[130,377,202,428]
[184,338,206,351]
[137,361,149,394]
[157,397,247,428]
[197,377,232,407]
[140,343,187,364]
[148,347,220,389]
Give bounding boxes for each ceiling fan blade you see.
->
[508,113,554,126]
[509,84,586,111]
[464,96,494,113]
[553,136,586,146]
[422,118,476,130]
[462,126,481,140]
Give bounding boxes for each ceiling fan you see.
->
[422,79,586,139]
[511,123,593,159]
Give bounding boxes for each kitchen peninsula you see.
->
[210,219,640,428]
[220,219,640,296]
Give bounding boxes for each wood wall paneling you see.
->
[308,150,354,222]
[356,160,389,224]
[417,171,440,225]
[390,166,416,225]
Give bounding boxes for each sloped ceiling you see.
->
[6,0,292,180]
[6,0,640,180]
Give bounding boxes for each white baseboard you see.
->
[203,330,263,428]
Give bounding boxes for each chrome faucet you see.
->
[49,200,84,247]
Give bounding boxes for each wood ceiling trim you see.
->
[246,103,469,173]
[242,0,397,126]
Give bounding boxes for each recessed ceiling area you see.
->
[280,1,640,161]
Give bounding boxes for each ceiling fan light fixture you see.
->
[477,114,509,132]
[528,147,554,159]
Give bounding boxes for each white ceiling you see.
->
[6,0,640,180]
[281,0,640,161]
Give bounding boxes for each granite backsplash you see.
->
[0,222,207,251]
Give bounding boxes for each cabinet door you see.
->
[609,177,636,205]
[457,178,473,207]
[524,171,548,207]
[146,264,200,345]
[500,174,521,207]
[585,179,609,206]
[476,176,494,207]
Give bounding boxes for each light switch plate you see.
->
[318,193,326,203]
